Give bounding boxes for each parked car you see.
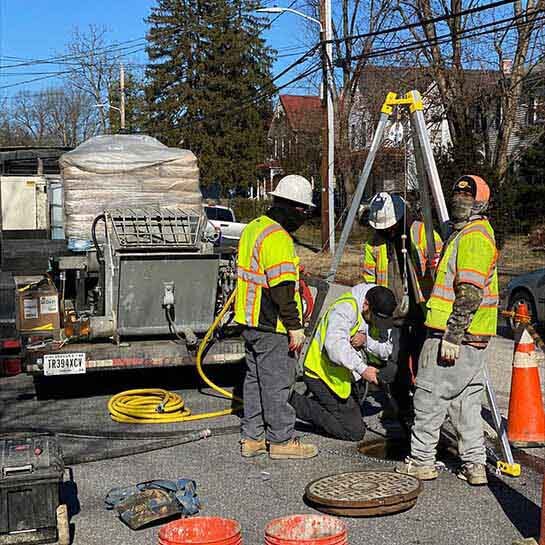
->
[204,205,247,246]
[502,268,545,327]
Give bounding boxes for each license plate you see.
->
[43,353,86,376]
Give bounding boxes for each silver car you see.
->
[503,268,545,325]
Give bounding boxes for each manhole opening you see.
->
[358,437,457,462]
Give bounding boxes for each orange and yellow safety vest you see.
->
[425,218,498,337]
[362,220,442,303]
[234,215,302,334]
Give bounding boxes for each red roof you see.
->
[279,95,321,133]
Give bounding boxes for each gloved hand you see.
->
[440,338,460,363]
[288,328,306,352]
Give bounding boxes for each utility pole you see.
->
[319,1,329,252]
[319,0,335,253]
[120,63,126,131]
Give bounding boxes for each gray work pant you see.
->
[241,328,297,444]
[411,337,487,465]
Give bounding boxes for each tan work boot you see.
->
[457,463,488,486]
[269,438,318,460]
[395,457,438,481]
[240,438,267,458]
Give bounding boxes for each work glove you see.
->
[440,338,460,363]
[288,328,306,352]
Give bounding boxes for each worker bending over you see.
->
[235,175,317,460]
[289,284,396,441]
[362,191,442,421]
[397,175,498,485]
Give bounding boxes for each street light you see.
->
[257,5,335,253]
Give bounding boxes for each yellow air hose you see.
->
[108,290,242,424]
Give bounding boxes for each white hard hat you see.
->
[269,175,315,208]
[368,192,406,230]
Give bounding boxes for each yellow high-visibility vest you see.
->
[425,218,498,337]
[363,220,442,302]
[304,293,362,399]
[234,215,301,334]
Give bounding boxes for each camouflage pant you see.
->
[410,337,487,465]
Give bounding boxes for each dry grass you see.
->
[297,231,545,289]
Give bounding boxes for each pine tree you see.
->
[145,0,275,191]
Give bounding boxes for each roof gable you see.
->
[279,94,321,133]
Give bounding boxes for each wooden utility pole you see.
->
[319,0,330,251]
[120,63,126,131]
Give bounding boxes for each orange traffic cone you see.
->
[507,304,545,448]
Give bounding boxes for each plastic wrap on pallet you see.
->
[59,134,202,242]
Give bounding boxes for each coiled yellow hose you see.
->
[108,290,242,424]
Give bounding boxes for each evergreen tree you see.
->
[145,0,275,191]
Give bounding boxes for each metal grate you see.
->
[105,207,204,248]
[305,471,421,508]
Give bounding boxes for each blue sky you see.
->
[0,0,318,100]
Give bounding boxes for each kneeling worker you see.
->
[289,284,396,441]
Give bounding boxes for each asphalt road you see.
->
[1,340,543,545]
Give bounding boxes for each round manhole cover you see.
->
[305,471,422,517]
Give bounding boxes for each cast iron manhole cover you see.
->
[305,471,422,517]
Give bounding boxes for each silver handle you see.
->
[4,464,33,476]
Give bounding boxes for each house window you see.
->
[527,96,545,125]
[274,138,278,159]
[281,138,285,158]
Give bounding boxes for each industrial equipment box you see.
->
[14,277,61,335]
[0,435,64,544]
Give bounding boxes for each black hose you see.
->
[91,213,106,262]
[1,425,241,465]
[0,424,240,441]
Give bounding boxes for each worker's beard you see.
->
[450,195,474,227]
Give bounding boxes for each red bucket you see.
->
[264,515,347,545]
[159,517,242,545]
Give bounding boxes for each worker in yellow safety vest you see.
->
[234,175,318,460]
[289,283,397,441]
[361,191,442,422]
[396,175,498,486]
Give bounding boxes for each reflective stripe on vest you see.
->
[362,221,440,303]
[425,219,498,336]
[304,293,363,399]
[234,216,301,333]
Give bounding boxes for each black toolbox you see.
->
[0,435,64,544]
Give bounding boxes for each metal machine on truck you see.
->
[12,135,248,394]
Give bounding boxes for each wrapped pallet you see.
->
[60,135,202,243]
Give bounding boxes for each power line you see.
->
[327,0,518,45]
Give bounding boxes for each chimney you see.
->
[502,59,513,75]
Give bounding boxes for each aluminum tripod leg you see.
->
[407,90,449,234]
[483,365,521,476]
[327,112,391,282]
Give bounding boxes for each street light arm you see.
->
[256,7,323,31]
[94,103,121,113]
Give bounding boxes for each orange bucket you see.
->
[264,515,347,545]
[159,517,242,545]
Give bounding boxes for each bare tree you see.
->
[64,25,118,133]
[301,1,399,200]
[7,87,100,147]
[396,0,545,181]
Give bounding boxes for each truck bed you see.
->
[25,336,245,375]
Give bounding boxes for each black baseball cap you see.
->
[366,286,396,329]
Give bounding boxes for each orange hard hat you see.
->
[453,175,490,204]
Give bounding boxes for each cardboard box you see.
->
[15,276,61,334]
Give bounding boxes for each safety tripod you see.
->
[324,89,520,477]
